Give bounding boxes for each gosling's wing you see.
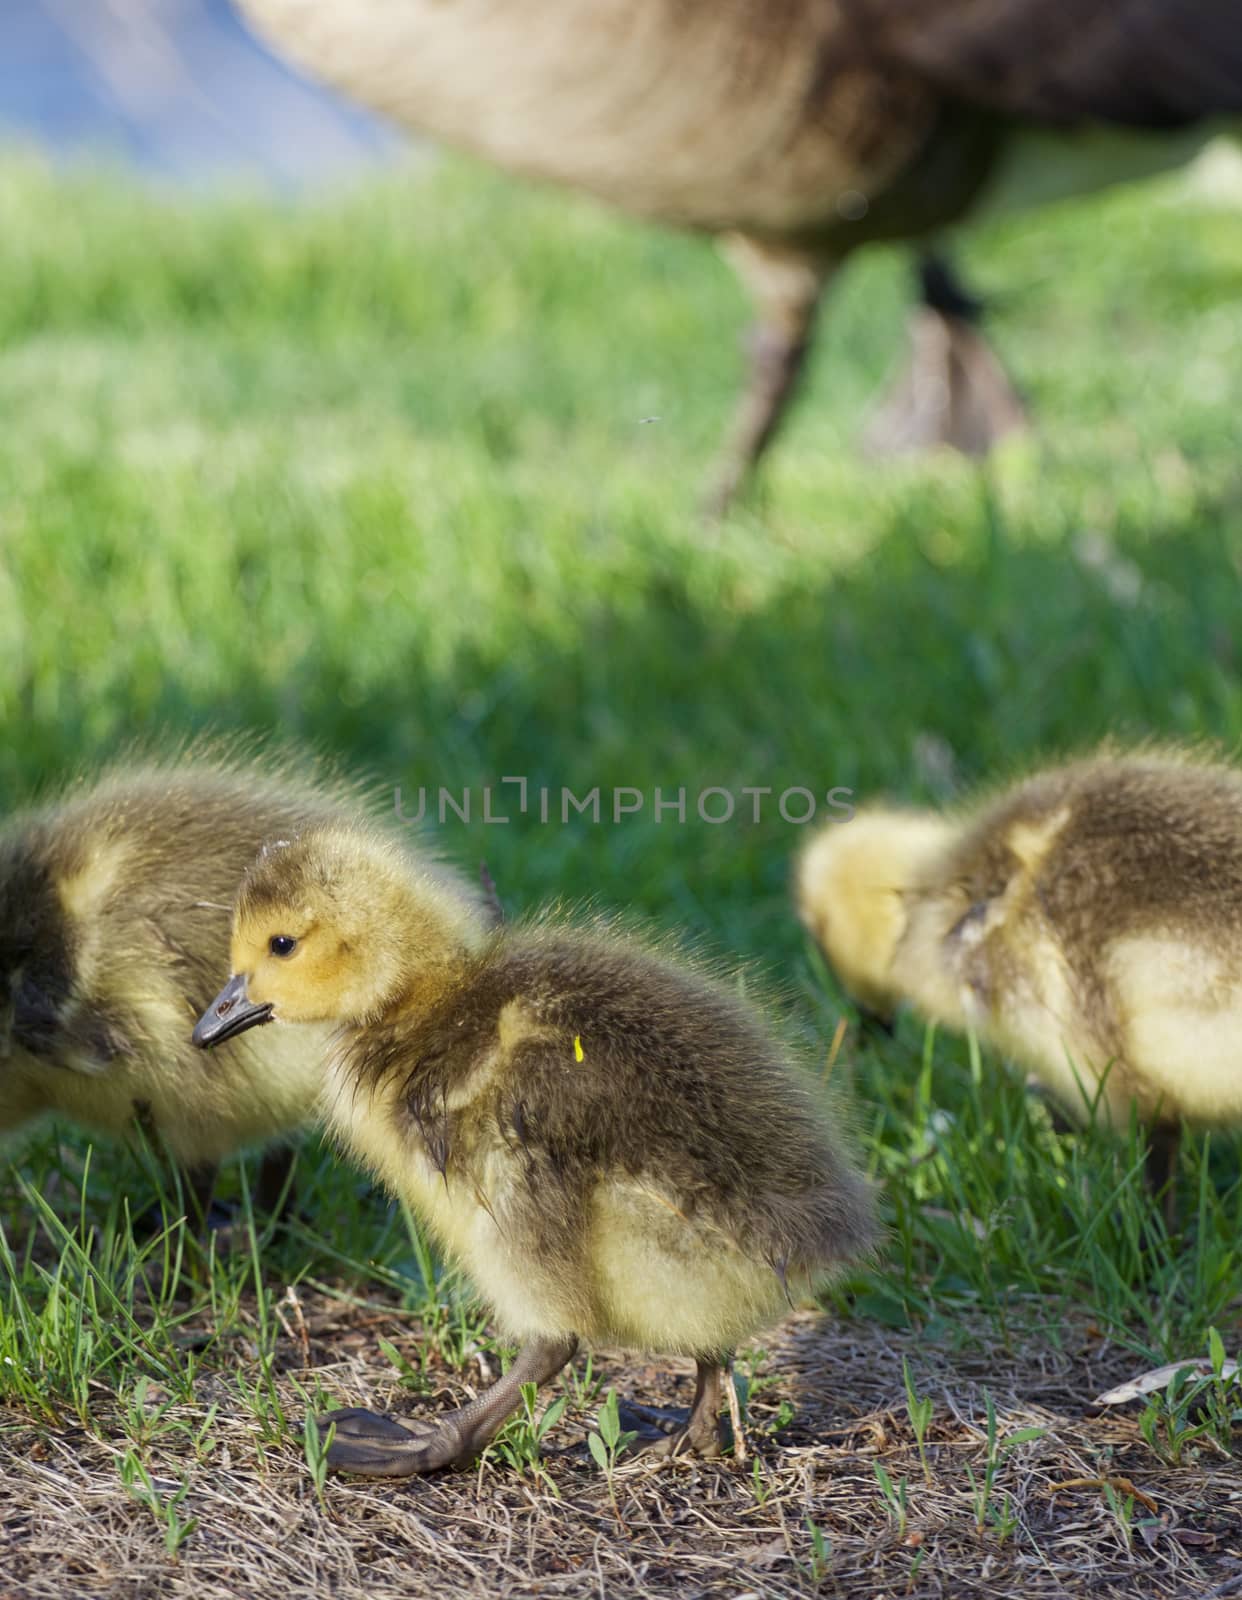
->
[1105,928,1242,1119]
[493,1023,875,1275]
[497,1027,627,1178]
[142,902,234,1006]
[853,0,1242,127]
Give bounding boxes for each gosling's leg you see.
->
[319,1333,578,1477]
[863,252,1027,458]
[130,1099,220,1235]
[617,1356,727,1459]
[1146,1124,1181,1229]
[703,235,835,518]
[183,1161,221,1232]
[171,1151,296,1238]
[255,1145,298,1218]
[859,1005,896,1041]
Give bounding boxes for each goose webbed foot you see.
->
[317,1333,578,1478]
[318,1406,471,1477]
[132,1160,223,1240]
[863,254,1027,459]
[616,1358,727,1459]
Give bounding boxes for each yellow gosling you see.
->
[797,749,1242,1192]
[196,825,876,1475]
[0,746,483,1219]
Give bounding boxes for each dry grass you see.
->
[4,1292,1240,1600]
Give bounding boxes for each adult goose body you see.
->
[235,0,1242,503]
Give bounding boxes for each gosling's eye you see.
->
[269,935,298,958]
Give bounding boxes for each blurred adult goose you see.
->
[235,0,1241,507]
[0,748,480,1221]
[795,750,1242,1188]
[195,824,876,1473]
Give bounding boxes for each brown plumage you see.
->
[236,0,1240,505]
[0,746,482,1220]
[195,824,876,1475]
[795,750,1242,1184]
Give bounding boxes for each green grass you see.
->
[1,145,1242,1585]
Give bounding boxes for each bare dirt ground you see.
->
[3,1297,1240,1600]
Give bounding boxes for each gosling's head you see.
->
[794,809,953,1018]
[193,827,484,1048]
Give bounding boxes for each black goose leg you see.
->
[131,1099,219,1235]
[319,1333,578,1477]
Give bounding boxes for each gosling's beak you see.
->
[192,974,274,1049]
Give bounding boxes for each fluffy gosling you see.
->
[796,750,1242,1186]
[0,748,479,1220]
[195,824,876,1475]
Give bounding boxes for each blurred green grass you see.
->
[1,147,1242,1379]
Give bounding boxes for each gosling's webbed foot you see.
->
[317,1334,580,1479]
[317,1406,468,1477]
[133,1196,235,1240]
[616,1400,725,1459]
[614,1358,728,1460]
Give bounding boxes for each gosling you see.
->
[0,747,480,1220]
[195,825,876,1474]
[795,750,1242,1185]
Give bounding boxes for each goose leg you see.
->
[704,235,834,517]
[863,252,1027,458]
[183,1161,220,1231]
[168,1152,295,1238]
[617,1355,727,1458]
[318,1333,578,1477]
[255,1145,298,1218]
[1145,1125,1181,1229]
[859,1005,896,1040]
[129,1099,221,1234]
